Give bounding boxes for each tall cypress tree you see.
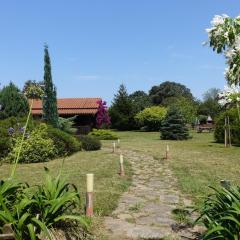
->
[42,44,59,127]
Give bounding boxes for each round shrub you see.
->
[214,108,240,145]
[78,135,101,151]
[135,106,167,131]
[46,126,81,156]
[0,117,38,160]
[6,124,56,163]
[88,128,118,140]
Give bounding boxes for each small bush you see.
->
[6,124,56,163]
[58,116,77,134]
[47,126,81,156]
[135,106,167,131]
[88,128,118,140]
[160,108,189,140]
[214,108,240,145]
[79,135,101,151]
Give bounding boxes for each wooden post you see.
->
[220,179,230,189]
[119,154,125,176]
[86,174,94,217]
[0,224,15,239]
[224,117,227,148]
[166,145,169,159]
[112,142,116,153]
[227,116,231,147]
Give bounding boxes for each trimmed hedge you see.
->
[78,135,101,151]
[214,108,240,145]
[88,128,118,140]
[46,126,81,156]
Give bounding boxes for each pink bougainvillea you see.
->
[96,100,111,129]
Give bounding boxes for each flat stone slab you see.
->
[104,148,201,240]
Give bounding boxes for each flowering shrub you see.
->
[218,85,240,107]
[6,124,56,163]
[88,128,118,140]
[0,117,37,160]
[205,14,240,85]
[218,85,240,122]
[96,100,111,129]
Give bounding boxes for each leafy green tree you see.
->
[198,88,221,120]
[129,90,152,114]
[42,44,59,128]
[109,84,135,130]
[0,82,29,119]
[160,108,189,140]
[162,96,198,124]
[149,81,194,105]
[135,106,167,131]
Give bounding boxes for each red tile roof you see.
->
[31,98,101,115]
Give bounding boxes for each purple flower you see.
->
[19,127,25,134]
[96,100,111,128]
[8,127,15,136]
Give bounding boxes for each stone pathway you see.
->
[104,149,203,240]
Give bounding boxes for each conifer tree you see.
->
[160,108,189,140]
[42,44,59,127]
[109,84,135,130]
[0,82,29,119]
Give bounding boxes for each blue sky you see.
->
[0,1,239,104]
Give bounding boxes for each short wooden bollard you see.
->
[86,174,94,217]
[220,179,230,189]
[165,145,170,159]
[112,142,116,153]
[0,224,15,239]
[119,154,125,176]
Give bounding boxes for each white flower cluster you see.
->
[206,14,229,37]
[218,84,240,107]
[206,14,240,85]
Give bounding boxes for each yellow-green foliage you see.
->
[88,128,118,140]
[135,106,167,131]
[7,124,56,163]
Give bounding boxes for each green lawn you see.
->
[1,131,239,238]
[0,149,132,216]
[110,131,240,207]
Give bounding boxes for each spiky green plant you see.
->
[197,185,240,239]
[32,168,89,231]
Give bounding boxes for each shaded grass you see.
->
[112,131,240,207]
